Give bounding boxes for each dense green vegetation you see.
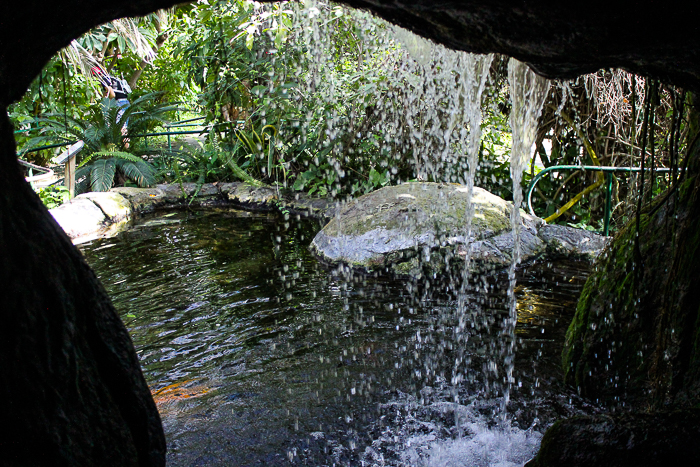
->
[10,0,695,234]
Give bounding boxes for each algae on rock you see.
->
[563,143,700,406]
[311,182,607,279]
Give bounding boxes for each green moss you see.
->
[473,206,512,236]
[562,271,597,384]
[324,183,513,240]
[679,177,695,200]
[561,167,700,406]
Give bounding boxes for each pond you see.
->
[79,208,600,466]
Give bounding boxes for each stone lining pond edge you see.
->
[49,182,610,275]
[48,182,339,244]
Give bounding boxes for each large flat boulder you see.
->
[50,197,108,239]
[311,182,608,276]
[76,191,131,222]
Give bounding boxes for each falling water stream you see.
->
[503,60,551,416]
[80,4,601,466]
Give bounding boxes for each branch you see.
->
[129,31,168,89]
[556,107,604,183]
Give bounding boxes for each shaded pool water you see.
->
[80,208,600,466]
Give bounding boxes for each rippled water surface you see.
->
[80,208,599,466]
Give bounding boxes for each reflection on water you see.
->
[80,208,599,466]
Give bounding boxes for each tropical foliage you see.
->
[36,185,70,209]
[10,0,697,234]
[25,93,177,193]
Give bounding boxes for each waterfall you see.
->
[291,0,552,405]
[266,2,553,463]
[503,58,551,415]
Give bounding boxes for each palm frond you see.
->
[89,158,117,192]
[100,98,122,126]
[83,125,107,148]
[116,159,155,187]
[110,18,157,63]
[24,94,179,165]
[61,40,102,77]
[91,150,144,164]
[20,135,68,154]
[32,114,87,134]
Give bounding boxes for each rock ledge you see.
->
[49,182,337,243]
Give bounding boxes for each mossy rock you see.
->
[563,168,700,407]
[76,191,131,222]
[310,182,546,274]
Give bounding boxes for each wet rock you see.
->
[339,1,700,94]
[562,180,700,406]
[48,196,131,243]
[111,186,167,213]
[154,183,195,202]
[76,191,131,222]
[283,191,339,221]
[223,183,278,209]
[155,183,221,204]
[50,197,107,239]
[311,182,605,276]
[539,224,610,261]
[525,410,700,467]
[467,228,545,268]
[311,182,523,269]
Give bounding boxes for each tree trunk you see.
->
[129,31,168,90]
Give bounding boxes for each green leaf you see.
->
[369,167,380,186]
[117,159,155,187]
[90,158,116,192]
[251,85,267,97]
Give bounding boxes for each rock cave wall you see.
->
[2,0,700,464]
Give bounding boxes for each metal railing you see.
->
[19,159,54,184]
[14,115,251,189]
[526,165,673,236]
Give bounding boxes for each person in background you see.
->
[91,66,131,144]
[91,66,131,123]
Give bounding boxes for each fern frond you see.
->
[90,150,143,163]
[89,158,117,192]
[78,153,97,167]
[117,159,155,187]
[84,126,106,148]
